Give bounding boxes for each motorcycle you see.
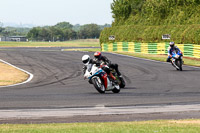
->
[99,60,126,89]
[171,51,183,71]
[84,64,120,93]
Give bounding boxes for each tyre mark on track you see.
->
[26,66,82,88]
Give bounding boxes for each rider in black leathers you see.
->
[93,52,122,79]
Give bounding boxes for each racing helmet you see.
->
[82,55,90,65]
[169,42,175,47]
[94,51,101,60]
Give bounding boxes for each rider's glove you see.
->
[82,66,86,74]
[96,62,100,67]
[169,55,172,58]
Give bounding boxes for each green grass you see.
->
[64,48,200,67]
[116,52,200,67]
[63,48,101,52]
[0,120,200,133]
[0,40,100,47]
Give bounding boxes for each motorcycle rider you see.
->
[82,54,117,83]
[166,42,183,62]
[82,55,98,74]
[93,51,122,78]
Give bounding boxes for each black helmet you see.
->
[94,51,101,60]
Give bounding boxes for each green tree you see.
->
[38,28,51,41]
[27,27,40,41]
[27,22,105,41]
[78,24,101,39]
[54,22,73,29]
[0,27,5,33]
[27,22,76,41]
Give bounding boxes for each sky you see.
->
[0,0,113,27]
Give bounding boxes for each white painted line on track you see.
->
[0,59,33,88]
[108,52,200,69]
[0,104,200,119]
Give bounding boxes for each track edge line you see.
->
[0,59,34,88]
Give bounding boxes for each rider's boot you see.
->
[109,73,116,80]
[109,73,118,84]
[118,74,122,78]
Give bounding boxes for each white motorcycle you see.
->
[84,64,120,94]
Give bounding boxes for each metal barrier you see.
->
[101,42,200,59]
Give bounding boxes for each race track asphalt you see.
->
[0,47,200,123]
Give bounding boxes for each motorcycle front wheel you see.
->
[176,60,182,71]
[92,77,105,93]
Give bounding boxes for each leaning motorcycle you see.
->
[171,52,183,71]
[84,64,120,93]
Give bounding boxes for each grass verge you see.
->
[0,120,200,133]
[63,48,101,52]
[116,52,200,67]
[0,40,100,47]
[65,48,200,67]
[0,62,29,86]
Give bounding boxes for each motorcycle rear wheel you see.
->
[119,77,126,88]
[112,87,120,93]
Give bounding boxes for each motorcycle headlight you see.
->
[175,55,179,58]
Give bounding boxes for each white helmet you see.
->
[82,55,90,65]
[169,42,175,47]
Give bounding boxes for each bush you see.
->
[100,24,200,44]
[101,0,200,44]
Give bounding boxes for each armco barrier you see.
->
[101,42,200,59]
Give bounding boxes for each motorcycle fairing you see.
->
[88,69,103,79]
[102,73,108,89]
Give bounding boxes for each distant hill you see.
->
[3,22,36,28]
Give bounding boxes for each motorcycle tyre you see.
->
[179,60,183,71]
[112,87,120,93]
[92,77,105,94]
[119,77,126,88]
[176,60,182,71]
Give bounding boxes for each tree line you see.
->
[0,22,111,41]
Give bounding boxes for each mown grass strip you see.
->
[0,40,100,47]
[63,48,101,52]
[0,120,199,133]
